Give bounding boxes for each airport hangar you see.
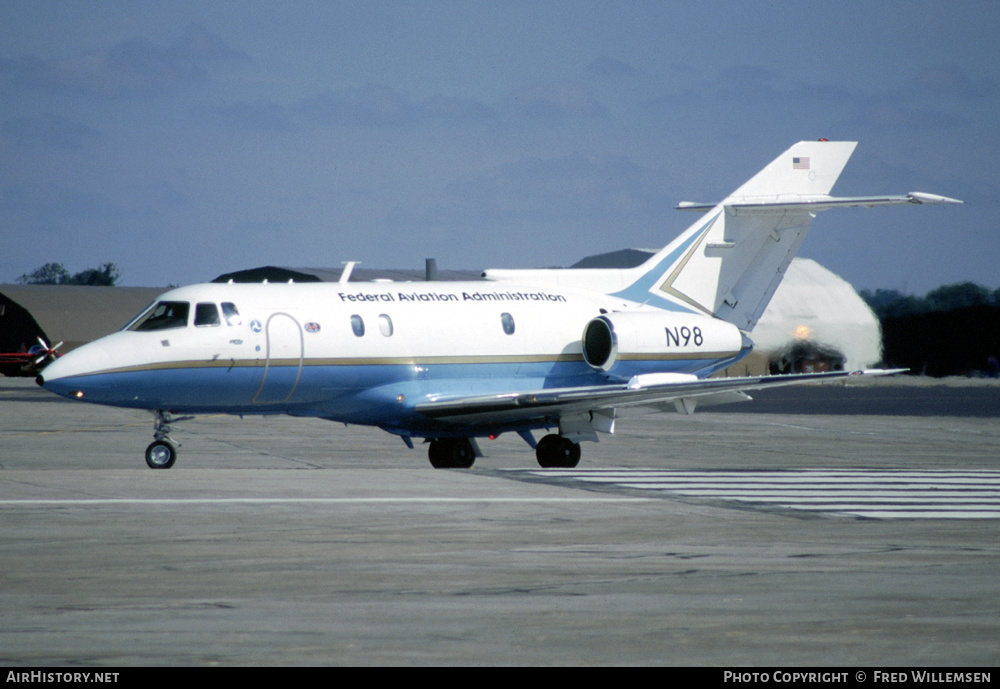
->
[0,255,881,378]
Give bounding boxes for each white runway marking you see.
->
[511,469,1000,519]
[0,496,651,507]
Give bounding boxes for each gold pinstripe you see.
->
[59,349,738,378]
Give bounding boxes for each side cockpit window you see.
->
[129,301,190,331]
[221,302,241,326]
[195,303,221,327]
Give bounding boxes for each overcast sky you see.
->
[2,1,997,293]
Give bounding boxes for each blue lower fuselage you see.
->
[42,353,745,439]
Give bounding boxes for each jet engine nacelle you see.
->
[581,310,746,372]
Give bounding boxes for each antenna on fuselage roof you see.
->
[340,261,359,284]
[425,258,437,281]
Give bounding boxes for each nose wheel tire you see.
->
[145,440,178,469]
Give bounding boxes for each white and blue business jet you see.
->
[39,141,960,469]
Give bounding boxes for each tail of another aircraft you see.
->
[608,140,960,330]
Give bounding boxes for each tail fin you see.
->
[727,140,857,200]
[612,141,959,331]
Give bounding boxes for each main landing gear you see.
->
[144,410,189,469]
[534,434,581,468]
[426,434,581,469]
[428,438,476,469]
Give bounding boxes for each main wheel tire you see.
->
[145,440,177,469]
[535,434,581,468]
[428,439,448,468]
[428,438,476,469]
[560,438,582,468]
[449,439,475,469]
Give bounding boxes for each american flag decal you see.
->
[793,156,810,170]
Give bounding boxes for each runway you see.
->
[2,376,999,665]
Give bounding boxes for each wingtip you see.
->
[852,368,909,377]
[907,192,964,205]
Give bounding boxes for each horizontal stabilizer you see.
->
[677,192,963,213]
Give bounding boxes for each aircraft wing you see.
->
[414,369,904,427]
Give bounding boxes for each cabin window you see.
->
[221,302,241,326]
[195,303,221,327]
[379,314,394,337]
[501,312,515,335]
[350,314,365,337]
[129,301,190,331]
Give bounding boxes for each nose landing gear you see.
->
[145,439,178,469]
[145,410,190,469]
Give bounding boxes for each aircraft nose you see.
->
[38,341,114,398]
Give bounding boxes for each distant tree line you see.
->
[860,282,1000,377]
[859,282,1000,320]
[16,262,120,286]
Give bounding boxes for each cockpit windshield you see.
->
[128,301,190,331]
